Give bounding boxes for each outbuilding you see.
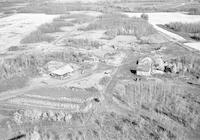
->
[137,57,153,76]
[50,64,74,80]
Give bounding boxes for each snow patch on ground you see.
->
[184,42,200,51]
[0,13,58,53]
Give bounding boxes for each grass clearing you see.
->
[20,30,54,44]
[0,76,29,93]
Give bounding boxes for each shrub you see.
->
[8,46,21,51]
[188,8,200,15]
[0,54,39,80]
[141,13,149,21]
[38,23,62,33]
[190,33,200,40]
[65,38,102,49]
[20,30,54,44]
[166,22,200,33]
[166,22,200,41]
[81,13,156,39]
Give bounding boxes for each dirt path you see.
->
[102,50,132,108]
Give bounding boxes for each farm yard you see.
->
[0,0,200,140]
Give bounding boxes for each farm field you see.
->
[0,0,200,140]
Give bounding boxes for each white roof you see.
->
[46,61,65,72]
[51,64,74,75]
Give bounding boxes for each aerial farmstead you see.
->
[0,0,200,140]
